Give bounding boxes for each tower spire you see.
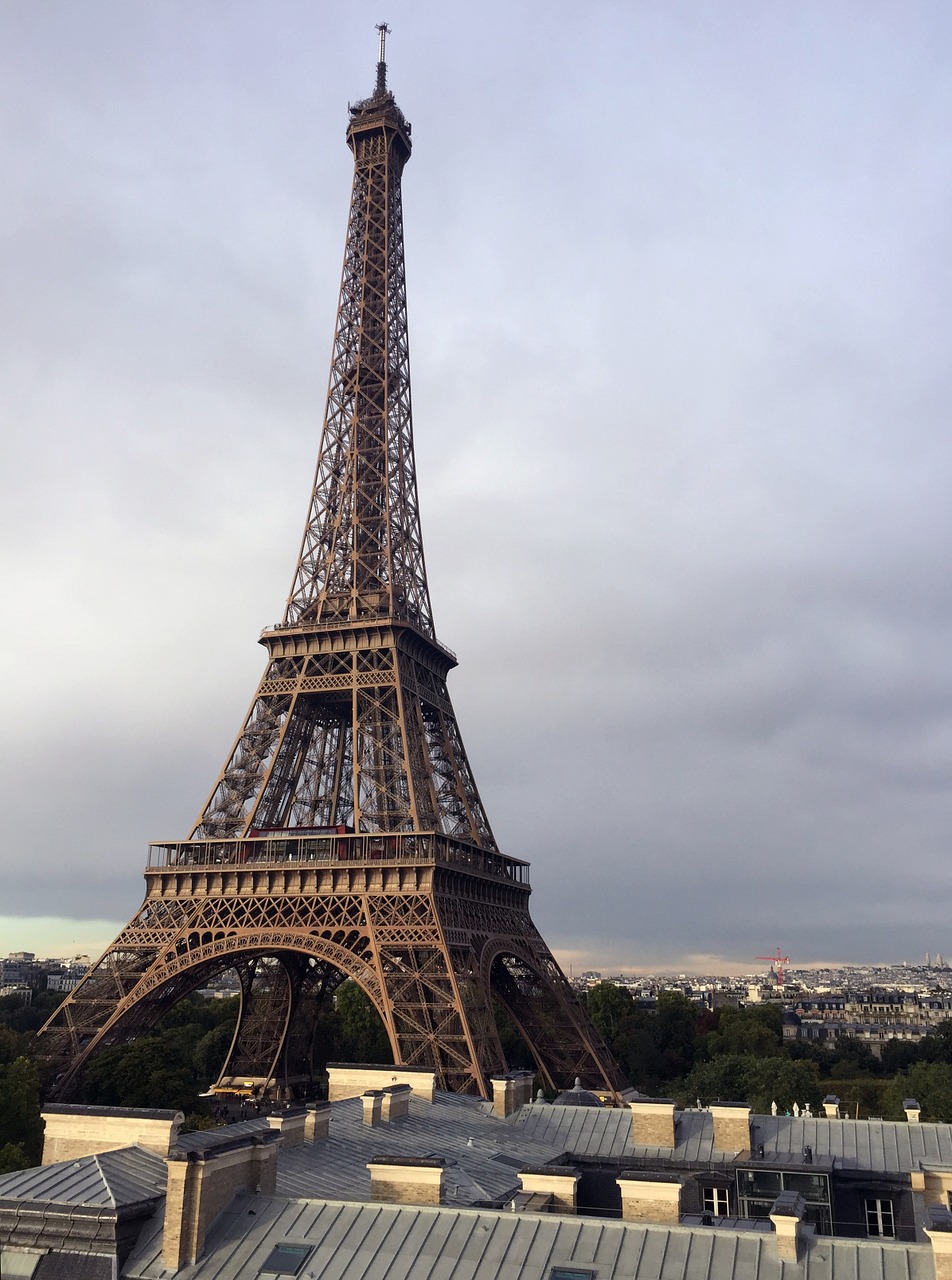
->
[375,22,390,95]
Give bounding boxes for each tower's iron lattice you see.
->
[38,45,626,1101]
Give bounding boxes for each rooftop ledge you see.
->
[145,831,529,885]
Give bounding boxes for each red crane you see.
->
[756,948,790,985]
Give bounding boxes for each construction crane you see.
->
[756,948,790,985]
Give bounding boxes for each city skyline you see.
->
[6,919,952,983]
[3,3,952,971]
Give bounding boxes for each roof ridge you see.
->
[89,1152,119,1207]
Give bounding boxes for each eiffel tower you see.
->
[39,31,627,1101]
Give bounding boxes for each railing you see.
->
[146,831,529,886]
[260,615,457,663]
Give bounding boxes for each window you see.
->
[702,1187,729,1216]
[260,1242,313,1275]
[865,1199,895,1239]
[736,1168,832,1235]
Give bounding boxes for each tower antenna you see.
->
[375,22,391,94]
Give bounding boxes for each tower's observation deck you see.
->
[146,833,529,886]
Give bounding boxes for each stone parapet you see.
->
[41,1104,184,1164]
[327,1063,436,1103]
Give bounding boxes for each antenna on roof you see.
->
[375,22,391,94]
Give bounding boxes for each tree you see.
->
[0,1057,42,1169]
[742,1057,821,1115]
[675,1054,821,1115]
[584,983,636,1042]
[705,1007,783,1058]
[610,991,703,1094]
[334,982,392,1064]
[493,1001,535,1071]
[821,1037,883,1079]
[653,991,701,1083]
[79,1000,239,1113]
[883,1062,952,1122]
[675,1055,752,1108]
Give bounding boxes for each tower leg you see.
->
[490,950,627,1097]
[215,955,346,1099]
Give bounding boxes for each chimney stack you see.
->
[304,1101,330,1141]
[617,1172,682,1224]
[904,1097,921,1123]
[926,1204,952,1280]
[381,1083,412,1121]
[361,1090,383,1126]
[41,1104,184,1165]
[491,1075,517,1119]
[629,1098,676,1148]
[266,1107,307,1148]
[517,1167,580,1214]
[513,1070,534,1107]
[709,1102,751,1154]
[822,1094,840,1119]
[367,1157,445,1205]
[327,1063,436,1102]
[162,1125,281,1272]
[769,1190,807,1262]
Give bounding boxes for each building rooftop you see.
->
[0,1145,167,1209]
[276,1091,566,1206]
[507,1101,952,1173]
[120,1190,937,1280]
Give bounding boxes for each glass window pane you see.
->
[865,1199,894,1239]
[261,1243,313,1275]
[784,1172,830,1202]
[737,1170,783,1196]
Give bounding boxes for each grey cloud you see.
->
[3,3,952,971]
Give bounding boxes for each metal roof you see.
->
[757,1115,952,1172]
[275,1093,568,1206]
[505,1102,637,1160]
[504,1102,725,1163]
[34,1253,114,1279]
[0,1146,167,1209]
[177,1119,279,1155]
[508,1102,952,1173]
[122,1190,937,1280]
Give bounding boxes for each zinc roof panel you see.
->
[275,1094,565,1208]
[679,1229,715,1280]
[120,1194,946,1280]
[0,1146,166,1210]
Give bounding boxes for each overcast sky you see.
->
[2,2,952,975]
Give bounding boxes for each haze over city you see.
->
[2,2,952,972]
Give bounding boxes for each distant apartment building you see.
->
[783,986,952,1055]
[0,951,89,994]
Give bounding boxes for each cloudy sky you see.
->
[2,2,952,975]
